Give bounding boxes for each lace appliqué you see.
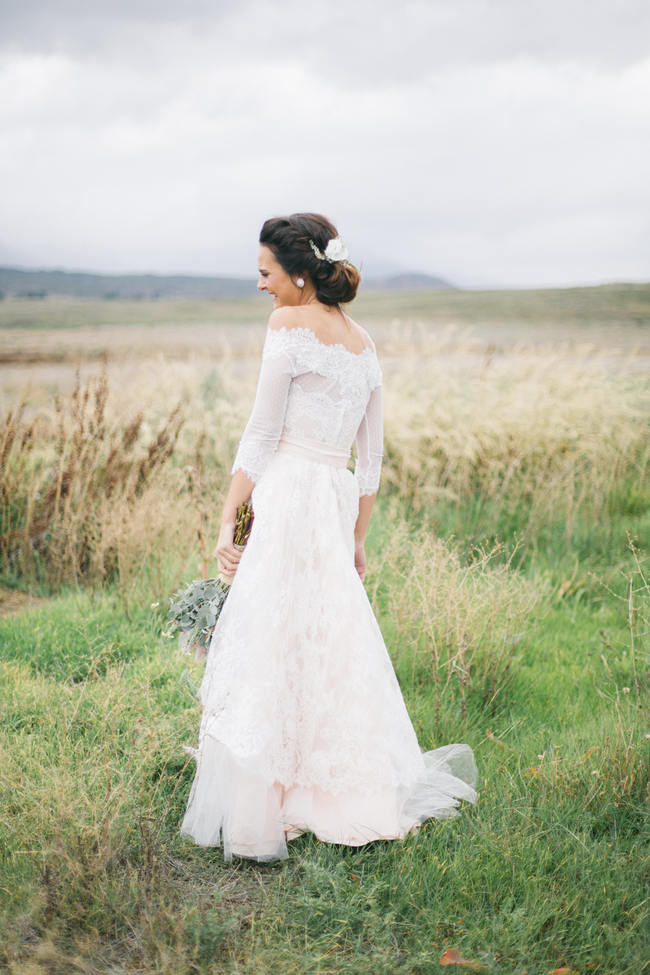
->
[197,451,424,796]
[231,326,383,496]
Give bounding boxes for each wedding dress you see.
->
[181,321,478,861]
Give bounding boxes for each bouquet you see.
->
[167,501,253,659]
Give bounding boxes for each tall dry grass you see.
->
[367,510,546,724]
[0,366,188,594]
[382,345,650,542]
[1,341,647,601]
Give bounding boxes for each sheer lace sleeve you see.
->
[354,382,383,496]
[231,338,294,483]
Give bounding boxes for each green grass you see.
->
[1,281,649,332]
[1,503,647,974]
[0,295,267,330]
[0,590,159,682]
[355,280,650,327]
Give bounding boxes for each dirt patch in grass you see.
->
[0,584,48,617]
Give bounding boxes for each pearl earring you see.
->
[296,277,305,288]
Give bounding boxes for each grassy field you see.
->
[0,287,648,974]
[1,283,649,366]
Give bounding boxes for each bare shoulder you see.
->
[267,307,303,331]
[346,316,376,352]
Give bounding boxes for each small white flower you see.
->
[591,770,600,776]
[310,235,349,263]
[150,601,160,608]
[622,686,630,694]
[324,236,349,262]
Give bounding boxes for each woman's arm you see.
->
[214,469,256,577]
[213,330,293,576]
[353,382,383,581]
[353,494,376,581]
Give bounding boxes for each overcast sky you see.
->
[0,0,648,287]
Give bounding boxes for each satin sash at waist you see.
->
[276,434,350,469]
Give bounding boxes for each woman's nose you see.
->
[257,278,266,291]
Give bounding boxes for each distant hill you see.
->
[362,272,453,291]
[0,267,254,300]
[0,266,454,300]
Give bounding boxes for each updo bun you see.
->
[259,212,360,305]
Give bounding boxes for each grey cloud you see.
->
[0,0,246,53]
[2,0,650,77]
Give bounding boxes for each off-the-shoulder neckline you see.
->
[266,325,375,359]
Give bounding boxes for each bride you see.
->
[180,212,478,861]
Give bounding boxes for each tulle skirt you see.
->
[181,445,478,861]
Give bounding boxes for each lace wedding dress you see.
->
[181,323,478,861]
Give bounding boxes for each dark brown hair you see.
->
[259,212,360,305]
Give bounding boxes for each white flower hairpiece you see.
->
[309,236,349,263]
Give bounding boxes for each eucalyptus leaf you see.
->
[166,575,232,652]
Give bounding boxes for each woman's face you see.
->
[257,245,302,307]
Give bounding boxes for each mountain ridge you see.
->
[0,266,454,299]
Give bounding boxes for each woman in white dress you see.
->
[181,213,478,862]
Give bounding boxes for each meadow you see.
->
[0,287,648,974]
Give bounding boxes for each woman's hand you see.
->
[354,541,367,581]
[214,522,241,578]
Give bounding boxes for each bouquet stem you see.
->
[218,542,246,588]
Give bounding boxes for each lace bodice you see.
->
[232,325,383,496]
